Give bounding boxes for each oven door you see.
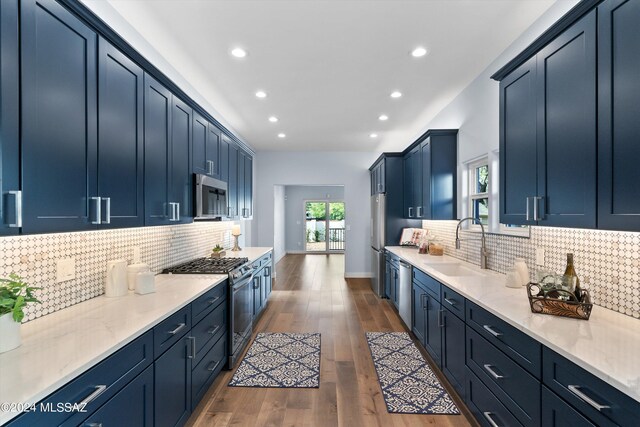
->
[195,174,228,219]
[229,274,253,367]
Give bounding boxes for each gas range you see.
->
[162,257,249,275]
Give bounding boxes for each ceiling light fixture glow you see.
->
[369,133,378,139]
[268,116,278,123]
[278,133,286,138]
[390,91,402,98]
[255,90,267,98]
[231,47,247,58]
[378,114,389,121]
[411,46,428,58]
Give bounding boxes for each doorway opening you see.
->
[305,201,345,253]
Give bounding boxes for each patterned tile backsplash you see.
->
[423,220,640,319]
[0,222,234,323]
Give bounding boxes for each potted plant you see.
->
[0,274,40,353]
[211,244,226,258]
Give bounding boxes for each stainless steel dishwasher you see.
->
[398,260,412,328]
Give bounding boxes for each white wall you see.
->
[273,185,286,263]
[254,151,378,277]
[284,186,345,253]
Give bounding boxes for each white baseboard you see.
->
[286,250,307,254]
[344,272,374,279]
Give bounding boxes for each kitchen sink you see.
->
[424,262,485,277]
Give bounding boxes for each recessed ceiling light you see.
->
[231,47,247,58]
[268,116,278,123]
[255,90,267,99]
[378,114,389,121]
[411,46,428,58]
[390,91,402,98]
[278,133,286,138]
[370,133,378,139]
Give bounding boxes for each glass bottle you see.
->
[563,253,581,301]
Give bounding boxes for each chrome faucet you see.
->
[455,217,489,269]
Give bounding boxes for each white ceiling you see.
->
[104,0,556,152]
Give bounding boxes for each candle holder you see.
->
[231,234,242,251]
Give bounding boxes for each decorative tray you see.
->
[526,282,593,321]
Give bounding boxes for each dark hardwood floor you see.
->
[188,254,474,427]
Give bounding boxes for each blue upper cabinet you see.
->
[192,112,209,176]
[97,38,144,228]
[228,142,239,218]
[403,146,420,219]
[0,0,19,235]
[597,0,640,231]
[20,0,98,233]
[220,133,230,185]
[207,124,221,179]
[244,153,253,218]
[171,97,193,223]
[499,11,596,228]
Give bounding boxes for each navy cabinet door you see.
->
[171,97,192,223]
[499,57,537,226]
[0,0,19,235]
[97,38,144,228]
[144,74,171,225]
[420,140,432,220]
[220,134,230,186]
[412,282,426,345]
[441,308,465,397]
[192,112,208,176]
[403,151,415,218]
[237,149,246,217]
[598,0,640,231]
[384,260,391,299]
[542,386,595,427]
[207,123,221,178]
[228,142,239,217]
[82,366,154,427]
[410,148,422,219]
[536,11,596,228]
[430,133,457,220]
[253,274,263,316]
[244,154,253,218]
[155,336,192,427]
[424,294,442,367]
[21,0,98,233]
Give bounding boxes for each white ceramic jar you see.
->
[514,258,530,286]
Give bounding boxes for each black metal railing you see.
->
[328,228,345,251]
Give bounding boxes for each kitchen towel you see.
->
[366,332,459,414]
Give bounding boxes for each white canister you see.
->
[105,259,128,297]
[135,271,156,295]
[505,270,521,288]
[0,313,21,353]
[127,263,149,290]
[514,258,530,286]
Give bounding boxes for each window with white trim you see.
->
[468,158,489,227]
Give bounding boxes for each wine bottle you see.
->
[563,253,581,301]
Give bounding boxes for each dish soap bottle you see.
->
[563,253,581,301]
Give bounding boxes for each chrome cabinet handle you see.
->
[208,296,220,305]
[207,360,221,372]
[169,202,180,221]
[176,202,180,221]
[168,323,186,335]
[568,385,610,411]
[526,197,531,221]
[416,206,422,218]
[421,294,428,310]
[102,197,111,224]
[207,160,214,175]
[438,309,445,328]
[7,190,22,228]
[483,364,504,380]
[483,412,501,427]
[533,196,542,221]
[483,324,503,337]
[264,266,271,277]
[79,385,107,407]
[84,423,103,427]
[90,197,102,225]
[408,207,414,218]
[208,325,221,336]
[188,336,196,359]
[444,297,457,307]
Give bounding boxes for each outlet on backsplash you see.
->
[535,248,545,266]
[55,258,75,283]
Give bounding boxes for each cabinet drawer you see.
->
[543,347,640,427]
[259,252,272,266]
[191,300,227,365]
[441,285,464,319]
[7,331,153,427]
[192,334,227,409]
[467,327,540,426]
[466,367,523,427]
[466,300,541,378]
[542,386,595,427]
[154,305,191,358]
[412,268,440,300]
[192,282,227,325]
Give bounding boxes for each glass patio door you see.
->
[305,201,345,253]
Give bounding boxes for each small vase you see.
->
[0,312,21,353]
[514,258,530,286]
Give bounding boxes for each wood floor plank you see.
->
[189,254,475,427]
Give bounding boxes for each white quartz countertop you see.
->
[0,247,273,424]
[218,247,272,263]
[386,246,640,404]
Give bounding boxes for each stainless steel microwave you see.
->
[194,174,228,219]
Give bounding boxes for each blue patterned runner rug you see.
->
[228,332,320,388]
[366,332,460,414]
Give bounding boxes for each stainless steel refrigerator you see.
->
[370,194,386,297]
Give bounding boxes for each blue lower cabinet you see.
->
[154,305,191,358]
[154,336,192,427]
[81,365,154,427]
[466,367,523,427]
[441,307,465,398]
[192,335,227,410]
[411,281,427,344]
[542,386,595,427]
[424,293,442,367]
